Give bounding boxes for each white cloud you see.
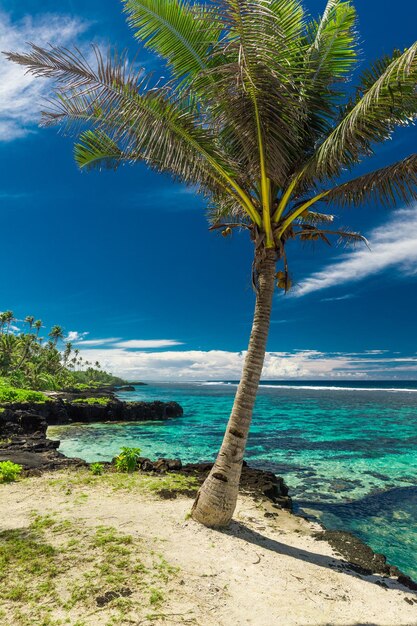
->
[321,294,354,302]
[73,347,417,381]
[113,339,184,349]
[364,349,389,355]
[77,337,122,347]
[65,331,89,343]
[0,11,88,141]
[296,206,417,297]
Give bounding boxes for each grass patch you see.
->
[0,512,179,625]
[47,468,199,497]
[71,397,110,406]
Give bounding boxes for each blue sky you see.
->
[1,0,417,380]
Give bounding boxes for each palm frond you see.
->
[295,226,367,247]
[269,0,305,44]
[206,192,251,225]
[203,0,306,186]
[348,50,403,101]
[122,0,221,81]
[4,44,260,224]
[324,154,417,207]
[303,42,417,183]
[295,209,335,225]
[306,0,358,84]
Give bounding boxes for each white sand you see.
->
[1,472,416,626]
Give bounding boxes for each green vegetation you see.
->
[0,512,179,625]
[114,447,142,473]
[0,310,124,393]
[0,382,47,405]
[8,0,417,526]
[89,462,105,476]
[71,396,110,406]
[0,461,23,483]
[47,467,198,496]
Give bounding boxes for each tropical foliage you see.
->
[0,310,124,391]
[0,461,23,483]
[6,0,417,526]
[114,447,142,473]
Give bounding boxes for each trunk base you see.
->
[191,473,241,527]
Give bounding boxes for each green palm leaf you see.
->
[123,0,221,81]
[306,0,358,83]
[74,130,124,169]
[304,41,417,183]
[324,154,417,207]
[5,44,260,224]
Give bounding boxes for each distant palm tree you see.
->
[48,325,64,346]
[0,311,16,335]
[34,320,42,339]
[6,0,417,526]
[63,341,73,367]
[24,316,35,332]
[0,313,7,335]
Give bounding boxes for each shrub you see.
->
[0,384,47,405]
[72,397,110,406]
[114,447,142,473]
[0,461,23,483]
[89,463,104,476]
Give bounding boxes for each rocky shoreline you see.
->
[1,395,416,592]
[0,395,183,469]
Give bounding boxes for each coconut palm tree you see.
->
[34,320,42,341]
[1,311,16,334]
[24,316,35,332]
[48,325,64,346]
[0,313,7,336]
[6,0,417,526]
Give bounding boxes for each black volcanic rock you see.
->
[179,461,292,510]
[0,398,183,470]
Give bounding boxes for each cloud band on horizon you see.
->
[72,346,417,381]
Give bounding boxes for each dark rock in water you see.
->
[328,479,361,493]
[61,399,183,424]
[314,528,417,591]
[116,385,136,392]
[397,574,417,591]
[0,398,183,471]
[0,399,183,428]
[315,529,389,575]
[363,470,391,481]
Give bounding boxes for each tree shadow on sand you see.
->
[216,520,417,598]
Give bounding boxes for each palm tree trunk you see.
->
[191,247,276,527]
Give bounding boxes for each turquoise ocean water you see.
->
[49,381,417,579]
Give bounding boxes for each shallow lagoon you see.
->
[49,381,417,578]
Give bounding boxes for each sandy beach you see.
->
[1,470,416,626]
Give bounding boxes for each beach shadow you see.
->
[216,520,417,596]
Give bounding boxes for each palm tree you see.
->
[1,311,15,334]
[6,0,417,526]
[48,325,64,346]
[24,316,35,332]
[0,313,7,336]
